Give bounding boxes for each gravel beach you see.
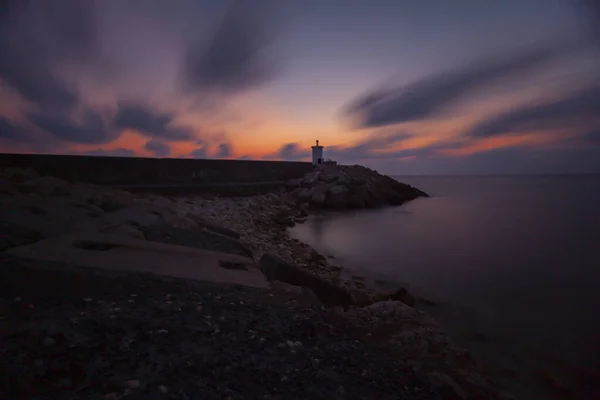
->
[1,255,440,400]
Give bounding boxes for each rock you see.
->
[329,185,348,196]
[0,178,21,196]
[272,210,295,227]
[259,253,353,308]
[374,287,416,307]
[100,205,164,228]
[0,167,39,183]
[286,177,304,187]
[311,192,326,205]
[15,176,70,197]
[126,380,140,389]
[290,165,427,210]
[268,280,319,305]
[428,372,468,400]
[0,221,46,251]
[99,224,146,240]
[98,190,135,212]
[350,288,374,307]
[297,188,312,201]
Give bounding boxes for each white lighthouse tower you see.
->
[311,140,324,165]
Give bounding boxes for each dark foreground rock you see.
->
[287,165,428,209]
[259,253,353,308]
[0,255,442,400]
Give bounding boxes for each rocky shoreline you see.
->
[0,166,506,399]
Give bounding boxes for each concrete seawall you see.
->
[0,153,313,186]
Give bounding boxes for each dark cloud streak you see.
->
[144,139,171,157]
[28,108,116,144]
[0,118,29,142]
[182,0,280,95]
[466,84,600,138]
[0,0,99,112]
[215,143,232,158]
[343,42,576,129]
[112,102,195,141]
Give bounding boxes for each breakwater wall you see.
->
[0,153,314,186]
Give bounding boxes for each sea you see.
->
[290,175,600,400]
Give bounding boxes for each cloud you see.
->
[215,143,232,158]
[190,147,208,159]
[84,148,137,158]
[0,118,29,142]
[112,102,195,141]
[182,0,280,95]
[0,0,100,112]
[28,108,116,144]
[144,139,171,157]
[466,84,600,138]
[579,0,600,45]
[343,43,575,128]
[277,143,310,161]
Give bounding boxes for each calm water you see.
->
[291,175,600,397]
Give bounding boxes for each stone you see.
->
[98,190,135,212]
[350,288,374,307]
[286,177,304,187]
[1,167,39,183]
[374,287,416,307]
[99,224,145,240]
[269,280,303,294]
[311,192,326,205]
[297,188,313,201]
[15,176,70,197]
[427,372,468,400]
[259,253,353,308]
[290,165,428,210]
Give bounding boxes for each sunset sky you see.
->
[1,0,599,174]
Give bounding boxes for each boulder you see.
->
[350,288,375,307]
[289,164,428,210]
[310,192,326,205]
[0,167,39,183]
[297,188,312,201]
[427,372,469,400]
[99,224,146,240]
[304,171,321,186]
[259,253,353,308]
[374,287,416,307]
[286,177,304,188]
[15,176,70,197]
[98,190,135,212]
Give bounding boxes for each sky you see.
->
[0,0,599,174]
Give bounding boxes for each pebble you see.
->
[127,380,140,389]
[158,385,168,393]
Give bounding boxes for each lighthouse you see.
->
[311,140,324,165]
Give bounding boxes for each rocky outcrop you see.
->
[287,165,428,209]
[259,253,353,308]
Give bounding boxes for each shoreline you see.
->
[0,168,505,399]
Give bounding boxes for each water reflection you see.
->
[290,175,600,391]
